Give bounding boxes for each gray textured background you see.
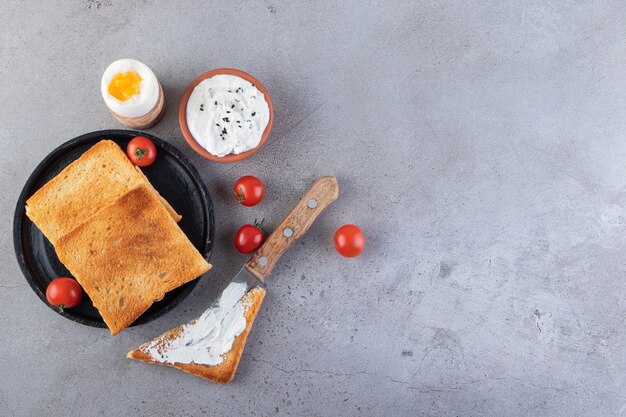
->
[2,1,626,416]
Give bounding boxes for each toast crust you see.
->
[127,286,266,384]
[25,140,181,245]
[55,185,210,335]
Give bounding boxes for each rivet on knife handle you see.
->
[245,176,339,281]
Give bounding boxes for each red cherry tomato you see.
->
[334,224,365,257]
[127,136,157,167]
[46,277,83,311]
[234,176,265,207]
[235,221,266,253]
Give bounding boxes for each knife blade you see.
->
[200,267,265,321]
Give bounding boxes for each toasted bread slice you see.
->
[55,185,211,335]
[127,286,266,384]
[25,139,181,245]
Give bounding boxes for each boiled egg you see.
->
[101,59,158,118]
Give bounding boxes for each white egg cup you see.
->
[107,81,166,130]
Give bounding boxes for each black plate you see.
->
[13,130,214,328]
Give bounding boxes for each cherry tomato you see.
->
[46,277,83,311]
[127,136,157,167]
[234,176,264,207]
[235,220,266,253]
[334,224,366,257]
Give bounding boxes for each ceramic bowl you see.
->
[178,68,274,162]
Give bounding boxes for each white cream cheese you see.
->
[186,74,270,157]
[144,281,249,365]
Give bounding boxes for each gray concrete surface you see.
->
[2,0,626,416]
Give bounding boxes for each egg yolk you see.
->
[108,71,142,101]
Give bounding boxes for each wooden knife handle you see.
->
[245,176,339,281]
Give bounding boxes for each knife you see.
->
[206,176,338,320]
[128,176,339,382]
[209,176,339,328]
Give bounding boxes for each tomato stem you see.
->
[135,147,147,160]
[235,186,245,203]
[57,304,65,313]
[254,218,267,235]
